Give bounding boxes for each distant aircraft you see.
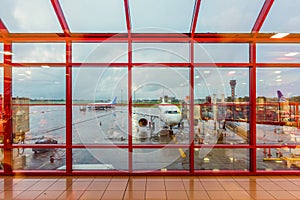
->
[134,97,182,135]
[87,96,117,110]
[277,90,295,122]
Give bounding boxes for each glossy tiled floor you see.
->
[1,175,300,200]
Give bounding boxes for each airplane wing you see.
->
[133,112,160,119]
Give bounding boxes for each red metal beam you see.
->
[66,41,72,174]
[252,0,274,33]
[190,0,201,38]
[51,0,71,36]
[124,0,132,173]
[0,19,9,38]
[124,0,131,33]
[3,43,13,174]
[249,43,257,173]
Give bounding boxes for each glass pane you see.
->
[13,67,65,102]
[257,68,300,145]
[132,67,189,144]
[0,44,3,63]
[73,67,128,144]
[257,44,300,63]
[12,43,65,63]
[73,148,128,171]
[196,0,264,33]
[130,0,195,33]
[73,43,127,63]
[194,44,249,63]
[133,148,189,171]
[261,0,300,33]
[0,0,62,33]
[195,68,249,144]
[12,148,65,170]
[195,148,249,170]
[60,0,126,33]
[257,147,300,170]
[133,43,189,63]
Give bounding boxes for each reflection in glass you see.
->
[72,148,128,171]
[257,147,300,170]
[257,68,300,144]
[195,68,249,145]
[133,148,189,171]
[12,148,65,170]
[72,67,128,144]
[132,68,188,144]
[194,148,249,171]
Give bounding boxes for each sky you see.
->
[1,0,300,101]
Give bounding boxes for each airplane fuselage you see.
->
[158,103,182,128]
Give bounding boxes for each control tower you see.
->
[230,80,236,101]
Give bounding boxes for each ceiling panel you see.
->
[130,0,195,33]
[59,0,127,33]
[196,0,264,33]
[0,0,62,33]
[261,0,300,33]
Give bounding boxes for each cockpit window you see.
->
[165,110,179,114]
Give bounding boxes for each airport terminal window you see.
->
[257,147,300,171]
[72,67,128,145]
[12,43,65,63]
[194,148,249,171]
[132,67,189,144]
[132,43,189,63]
[257,44,300,63]
[72,148,128,171]
[12,148,65,171]
[194,68,250,145]
[133,148,189,171]
[72,43,128,63]
[256,68,300,145]
[194,44,249,63]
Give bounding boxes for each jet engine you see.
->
[138,118,148,127]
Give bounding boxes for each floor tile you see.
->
[146,181,165,191]
[186,191,210,200]
[202,181,224,191]
[101,190,125,200]
[166,191,188,200]
[86,181,109,190]
[145,190,166,200]
[227,190,253,200]
[123,190,145,200]
[79,190,104,200]
[15,190,43,200]
[269,190,298,200]
[106,181,128,191]
[183,180,204,190]
[247,190,276,200]
[35,190,65,200]
[206,190,232,200]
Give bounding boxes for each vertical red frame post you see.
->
[189,0,201,173]
[3,42,13,174]
[124,0,132,173]
[66,41,72,174]
[249,43,257,173]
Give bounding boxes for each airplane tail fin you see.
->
[277,90,286,102]
[111,96,117,104]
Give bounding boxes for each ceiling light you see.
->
[0,51,14,55]
[274,71,281,74]
[285,52,299,57]
[41,65,50,69]
[271,33,290,38]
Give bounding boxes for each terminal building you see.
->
[1,1,300,199]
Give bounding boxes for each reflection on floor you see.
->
[1,175,300,199]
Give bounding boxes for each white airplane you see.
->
[134,98,182,135]
[87,96,117,110]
